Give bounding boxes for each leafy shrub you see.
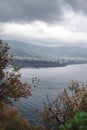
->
[41,81,87,130]
[0,103,31,130]
[0,39,31,106]
[0,40,32,129]
[0,40,44,130]
[59,111,87,130]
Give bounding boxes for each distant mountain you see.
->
[3,40,87,59]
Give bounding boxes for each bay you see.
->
[14,64,87,125]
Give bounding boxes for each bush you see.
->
[0,40,31,106]
[59,111,87,130]
[0,103,31,130]
[41,81,87,130]
[0,40,32,129]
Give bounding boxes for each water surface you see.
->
[14,64,87,125]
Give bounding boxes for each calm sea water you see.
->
[14,64,87,125]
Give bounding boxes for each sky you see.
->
[0,0,87,46]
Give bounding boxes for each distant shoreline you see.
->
[9,59,87,68]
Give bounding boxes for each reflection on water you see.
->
[14,64,87,125]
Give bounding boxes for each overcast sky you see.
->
[0,0,87,46]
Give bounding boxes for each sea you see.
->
[13,64,87,125]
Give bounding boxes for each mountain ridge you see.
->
[3,40,87,59]
[3,40,87,67]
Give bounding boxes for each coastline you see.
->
[9,59,87,68]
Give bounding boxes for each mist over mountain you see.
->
[4,40,87,59]
[3,40,87,67]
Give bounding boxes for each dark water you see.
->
[14,64,87,125]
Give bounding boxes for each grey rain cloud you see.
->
[65,0,87,14]
[0,0,63,23]
[0,0,87,45]
[0,0,87,23]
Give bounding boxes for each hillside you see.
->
[3,40,87,67]
[4,40,87,59]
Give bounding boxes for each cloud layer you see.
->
[0,0,87,45]
[65,0,87,14]
[0,0,87,23]
[1,10,87,44]
[0,0,63,23]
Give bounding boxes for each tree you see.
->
[0,39,31,106]
[41,81,87,130]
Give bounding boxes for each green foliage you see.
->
[41,81,87,130]
[59,111,87,130]
[1,39,87,130]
